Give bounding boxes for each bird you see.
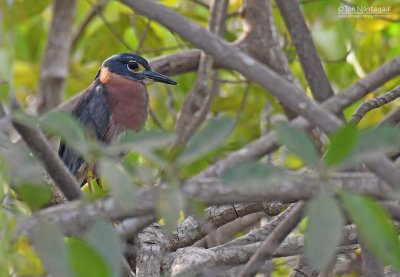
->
[58,53,178,192]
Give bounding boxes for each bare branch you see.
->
[119,0,400,188]
[238,202,306,276]
[15,186,160,239]
[116,215,156,239]
[349,86,400,124]
[35,0,77,114]
[192,55,400,181]
[15,172,391,240]
[169,202,273,252]
[276,0,335,102]
[235,0,302,118]
[165,224,359,275]
[10,98,82,201]
[135,224,167,277]
[175,0,228,143]
[289,255,318,277]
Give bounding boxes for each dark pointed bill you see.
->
[144,70,178,85]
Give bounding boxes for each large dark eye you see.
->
[127,61,139,71]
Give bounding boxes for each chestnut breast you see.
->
[100,67,149,132]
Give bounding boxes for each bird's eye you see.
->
[127,61,139,71]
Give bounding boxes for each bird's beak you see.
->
[144,70,178,85]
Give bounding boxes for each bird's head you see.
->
[98,53,178,85]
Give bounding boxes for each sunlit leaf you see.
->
[222,162,291,188]
[13,236,44,276]
[305,191,344,271]
[67,237,109,277]
[276,122,319,168]
[17,184,51,210]
[324,123,358,166]
[32,221,72,277]
[84,220,123,277]
[178,116,234,165]
[341,192,400,268]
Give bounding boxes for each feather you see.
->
[58,80,111,174]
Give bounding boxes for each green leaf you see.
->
[275,122,319,168]
[32,221,72,277]
[107,129,176,154]
[107,130,175,167]
[100,159,136,209]
[178,116,234,164]
[222,162,290,188]
[345,125,400,165]
[84,220,122,277]
[156,186,184,235]
[341,192,400,268]
[305,191,344,271]
[324,123,358,166]
[0,143,43,186]
[12,110,41,128]
[17,184,51,210]
[40,111,88,155]
[67,237,109,277]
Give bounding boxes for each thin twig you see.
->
[349,86,400,124]
[135,18,152,55]
[234,82,250,127]
[71,3,104,50]
[87,0,134,51]
[149,108,166,131]
[35,0,77,114]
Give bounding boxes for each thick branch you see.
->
[36,0,77,114]
[10,99,82,201]
[15,172,391,239]
[236,0,302,117]
[175,0,228,142]
[276,0,335,102]
[135,224,166,277]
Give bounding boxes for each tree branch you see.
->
[10,98,82,201]
[349,86,400,124]
[135,224,167,277]
[15,172,391,240]
[238,202,306,276]
[192,54,400,182]
[175,0,228,143]
[276,0,335,102]
[119,0,400,188]
[235,0,302,118]
[35,0,77,114]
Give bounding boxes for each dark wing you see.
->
[59,83,111,174]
